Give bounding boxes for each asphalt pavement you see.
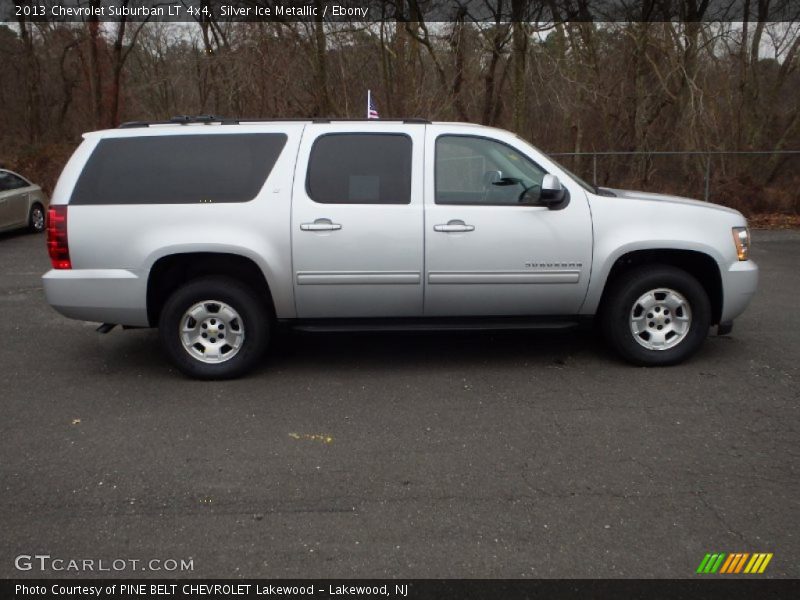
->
[1,229,797,578]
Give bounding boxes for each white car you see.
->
[42,116,758,379]
[0,169,49,234]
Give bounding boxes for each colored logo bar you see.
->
[696,553,773,574]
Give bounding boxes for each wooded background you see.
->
[2,3,800,216]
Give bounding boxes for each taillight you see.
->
[47,205,71,269]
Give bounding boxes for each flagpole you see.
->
[366,89,371,119]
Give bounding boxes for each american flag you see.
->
[367,90,379,119]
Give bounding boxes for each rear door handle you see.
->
[300,218,342,231]
[434,220,475,233]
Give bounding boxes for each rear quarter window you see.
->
[70,133,287,205]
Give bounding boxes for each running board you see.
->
[287,317,581,333]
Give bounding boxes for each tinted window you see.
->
[70,134,287,205]
[307,134,412,204]
[0,171,14,192]
[436,135,546,205]
[0,171,30,191]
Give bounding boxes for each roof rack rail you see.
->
[118,115,233,128]
[118,116,431,128]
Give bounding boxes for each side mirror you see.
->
[540,174,566,205]
[483,170,503,186]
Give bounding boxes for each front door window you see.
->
[435,135,546,206]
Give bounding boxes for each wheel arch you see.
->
[146,252,276,327]
[595,249,723,326]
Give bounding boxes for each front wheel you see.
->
[158,277,270,379]
[601,265,711,366]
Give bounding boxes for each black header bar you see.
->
[4,579,800,600]
[3,0,800,23]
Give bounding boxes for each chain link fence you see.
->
[546,151,800,210]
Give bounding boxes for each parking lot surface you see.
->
[1,230,798,578]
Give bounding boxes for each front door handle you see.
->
[300,218,342,231]
[434,219,475,233]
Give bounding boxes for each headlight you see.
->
[732,226,750,261]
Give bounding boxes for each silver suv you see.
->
[43,117,758,379]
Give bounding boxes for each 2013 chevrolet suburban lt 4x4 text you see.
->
[43,116,759,379]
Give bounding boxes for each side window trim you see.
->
[434,133,548,206]
[305,132,413,205]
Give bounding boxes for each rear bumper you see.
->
[720,259,758,323]
[42,269,149,327]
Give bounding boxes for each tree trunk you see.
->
[312,0,331,116]
[510,0,528,134]
[449,7,469,121]
[109,15,127,128]
[16,15,42,142]
[87,11,103,129]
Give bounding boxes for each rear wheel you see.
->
[158,277,270,379]
[601,265,711,366]
[28,203,45,233]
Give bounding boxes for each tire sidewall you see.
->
[159,277,269,379]
[604,266,711,366]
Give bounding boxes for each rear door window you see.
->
[306,134,412,204]
[70,134,287,205]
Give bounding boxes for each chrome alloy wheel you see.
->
[31,206,45,232]
[179,300,245,364]
[629,288,692,351]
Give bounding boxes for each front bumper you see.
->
[42,269,149,327]
[720,259,758,323]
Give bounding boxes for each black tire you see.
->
[158,276,270,379]
[600,265,711,366]
[28,203,45,233]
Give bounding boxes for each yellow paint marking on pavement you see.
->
[289,433,334,444]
